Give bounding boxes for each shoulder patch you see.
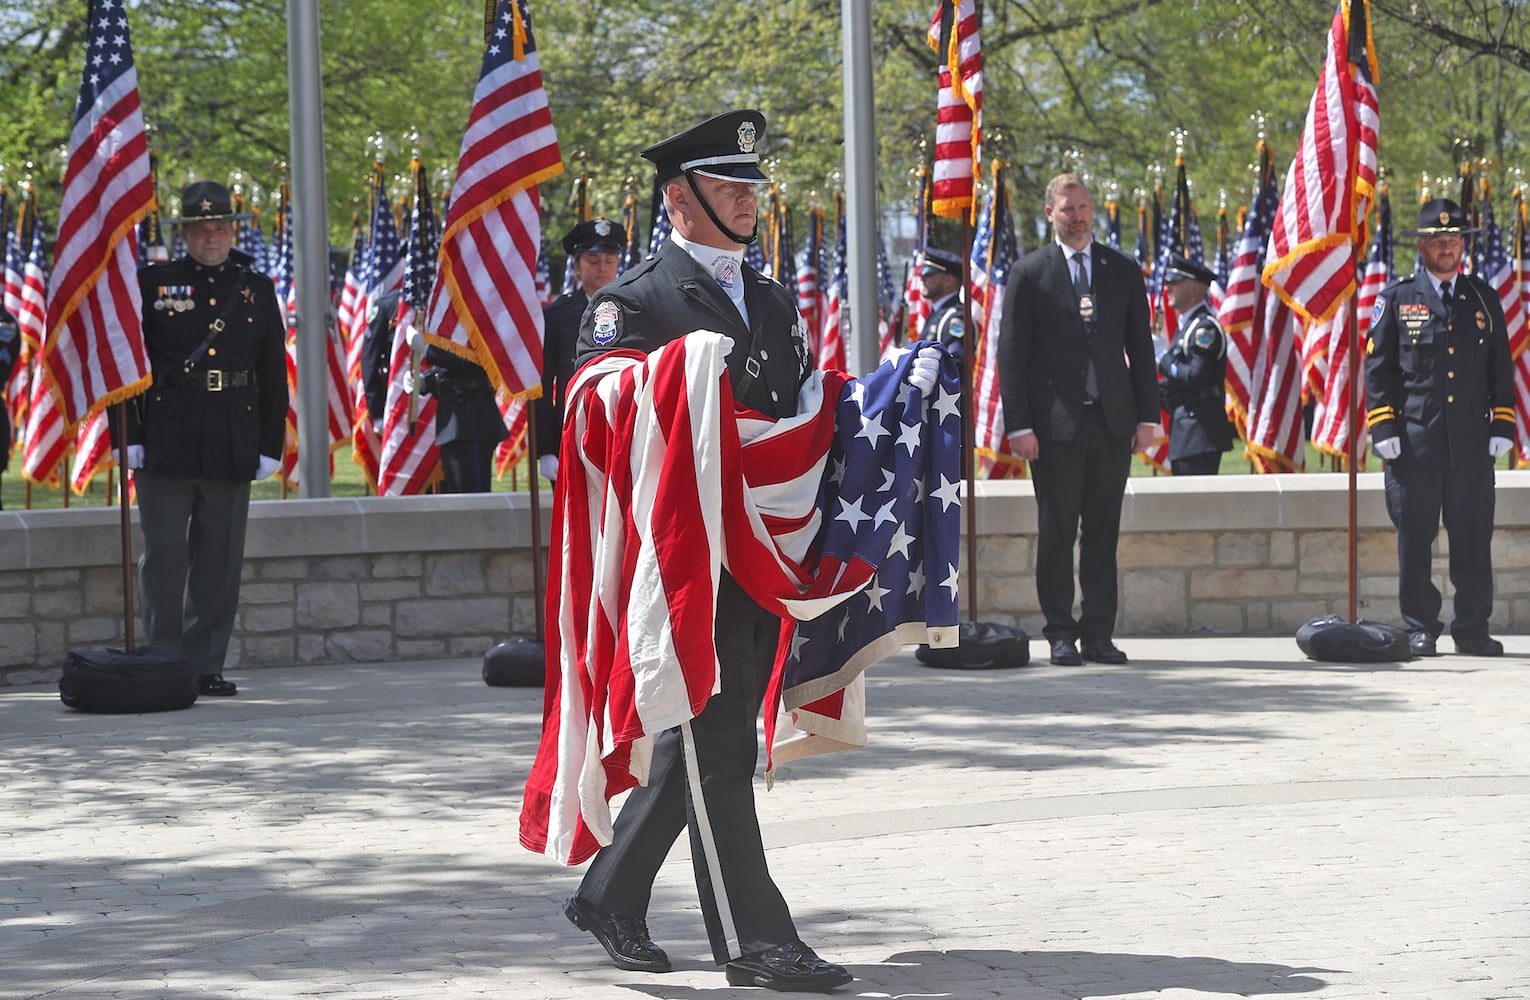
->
[591,299,621,345]
[1370,295,1386,327]
[1192,327,1216,350]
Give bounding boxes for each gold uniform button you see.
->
[208,347,217,356]
[1448,371,1455,379]
[209,298,217,306]
[1448,395,1456,403]
[1448,347,1455,355]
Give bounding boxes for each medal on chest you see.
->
[1399,303,1430,341]
[155,284,194,312]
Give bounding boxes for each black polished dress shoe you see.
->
[1049,638,1082,666]
[1081,639,1128,665]
[1408,631,1440,657]
[562,896,671,973]
[1453,634,1504,656]
[198,674,238,696]
[725,940,852,992]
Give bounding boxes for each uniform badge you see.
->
[1077,294,1095,321]
[1371,295,1386,326]
[1192,327,1217,350]
[948,319,965,341]
[1366,335,1375,356]
[594,218,611,237]
[591,300,621,345]
[737,120,758,153]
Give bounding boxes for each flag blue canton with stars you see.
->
[780,344,963,697]
[76,0,137,124]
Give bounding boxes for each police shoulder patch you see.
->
[591,299,621,345]
[1192,327,1216,350]
[1371,295,1386,327]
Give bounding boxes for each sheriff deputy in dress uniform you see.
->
[1364,197,1515,658]
[919,246,965,351]
[558,109,911,994]
[534,217,622,481]
[113,180,288,696]
[1156,254,1233,476]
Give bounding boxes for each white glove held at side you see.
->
[538,454,559,481]
[400,369,416,394]
[118,444,144,470]
[1490,435,1513,458]
[255,454,281,480]
[906,345,942,395]
[1374,437,1401,461]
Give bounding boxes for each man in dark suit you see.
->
[559,110,856,993]
[113,181,288,696]
[918,246,965,351]
[535,217,622,482]
[1364,197,1514,657]
[1157,254,1233,476]
[997,172,1158,666]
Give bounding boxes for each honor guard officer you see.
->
[112,180,288,696]
[534,217,623,481]
[919,246,966,351]
[1364,198,1515,658]
[560,109,854,993]
[1156,254,1233,476]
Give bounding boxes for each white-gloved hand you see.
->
[255,454,281,480]
[538,454,559,481]
[405,325,425,352]
[717,334,735,376]
[1374,437,1401,461]
[400,368,416,394]
[1490,436,1514,458]
[906,345,942,395]
[118,444,144,470]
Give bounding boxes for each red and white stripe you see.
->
[69,407,113,495]
[1243,291,1306,472]
[1261,0,1378,328]
[377,300,440,495]
[927,0,982,221]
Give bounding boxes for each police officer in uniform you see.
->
[1156,254,1232,476]
[535,217,622,481]
[418,343,507,493]
[918,246,965,351]
[1364,198,1515,657]
[559,110,856,993]
[114,181,288,695]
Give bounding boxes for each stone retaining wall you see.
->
[5,473,1528,684]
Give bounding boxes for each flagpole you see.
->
[525,402,545,642]
[1347,291,1359,622]
[961,213,977,623]
[115,401,135,652]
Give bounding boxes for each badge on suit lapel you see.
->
[1078,294,1095,321]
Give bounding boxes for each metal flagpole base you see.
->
[1294,614,1413,663]
[915,620,1031,670]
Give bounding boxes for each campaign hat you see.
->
[641,110,770,184]
[165,180,250,224]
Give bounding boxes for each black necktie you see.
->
[1072,251,1090,297]
[1072,250,1099,401]
[1440,281,1452,306]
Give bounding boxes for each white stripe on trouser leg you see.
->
[680,719,741,959]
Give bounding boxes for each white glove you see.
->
[1490,436,1514,458]
[1374,437,1401,461]
[906,346,942,396]
[405,325,424,352]
[538,454,559,481]
[400,369,416,394]
[717,334,735,376]
[255,454,281,480]
[118,444,144,470]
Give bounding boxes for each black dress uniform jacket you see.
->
[121,249,287,480]
[535,287,587,459]
[575,241,811,418]
[1364,269,1514,465]
[920,293,964,351]
[1157,301,1233,462]
[421,345,508,448]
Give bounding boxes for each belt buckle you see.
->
[206,370,224,392]
[745,357,762,379]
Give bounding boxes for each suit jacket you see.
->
[1364,269,1514,468]
[535,287,587,458]
[575,240,811,418]
[997,241,1156,441]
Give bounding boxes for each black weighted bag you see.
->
[59,645,199,713]
[916,621,1030,670]
[1295,614,1412,663]
[483,638,547,687]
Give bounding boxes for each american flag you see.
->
[348,181,404,487]
[818,200,848,371]
[14,208,48,356]
[1262,0,1379,328]
[24,0,153,485]
[1512,192,1530,463]
[969,174,1025,479]
[3,199,25,326]
[647,198,672,258]
[876,230,900,362]
[927,0,982,221]
[1474,195,1530,463]
[903,166,932,343]
[795,208,825,357]
[235,207,267,277]
[1208,204,1232,314]
[69,408,113,495]
[378,161,442,496]
[560,249,577,297]
[425,0,563,400]
[1243,288,1306,473]
[336,221,366,382]
[745,225,768,275]
[1218,141,1280,443]
[533,238,552,306]
[519,333,960,864]
[1317,188,1390,464]
[21,209,65,487]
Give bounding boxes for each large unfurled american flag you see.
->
[969,173,1025,480]
[818,201,848,371]
[927,0,982,221]
[1512,193,1530,463]
[1262,0,1378,328]
[424,0,562,399]
[1473,196,1530,463]
[795,208,825,357]
[379,161,442,496]
[1219,142,1280,443]
[24,0,153,485]
[519,333,960,864]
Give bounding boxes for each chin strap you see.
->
[685,172,757,246]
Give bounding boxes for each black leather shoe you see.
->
[198,674,238,696]
[1408,631,1440,657]
[1049,638,1082,666]
[725,940,852,992]
[1081,639,1128,664]
[563,896,671,973]
[1453,634,1504,656]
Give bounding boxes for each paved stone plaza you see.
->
[2,637,1526,999]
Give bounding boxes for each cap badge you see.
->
[594,219,611,236]
[737,121,758,153]
[200,198,213,212]
[1439,210,1451,226]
